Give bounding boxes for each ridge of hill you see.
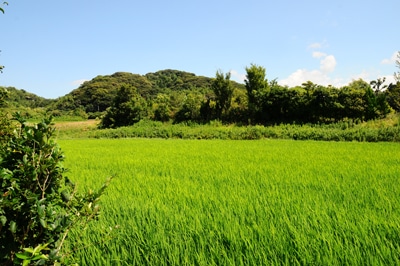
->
[48,69,244,114]
[0,86,53,108]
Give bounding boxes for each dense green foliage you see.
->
[59,138,400,265]
[0,89,13,146]
[86,116,400,142]
[99,85,148,128]
[0,87,52,108]
[2,65,400,130]
[0,87,54,120]
[211,70,234,119]
[52,68,398,127]
[0,114,111,265]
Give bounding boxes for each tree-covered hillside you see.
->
[0,86,54,119]
[0,86,52,108]
[45,69,245,119]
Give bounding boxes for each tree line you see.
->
[97,63,400,128]
[1,61,399,128]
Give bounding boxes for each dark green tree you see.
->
[211,70,234,119]
[100,84,148,128]
[258,80,293,123]
[338,79,368,120]
[310,85,342,122]
[226,88,248,123]
[174,92,203,123]
[244,64,269,123]
[370,78,391,117]
[364,85,378,120]
[386,82,400,112]
[382,51,400,113]
[0,88,13,145]
[152,93,172,122]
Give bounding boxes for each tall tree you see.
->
[211,70,234,119]
[339,79,368,120]
[244,64,269,123]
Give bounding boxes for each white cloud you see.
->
[280,67,396,89]
[279,69,342,87]
[279,49,338,87]
[312,51,326,58]
[230,70,246,83]
[71,79,89,86]
[308,42,322,49]
[280,43,397,88]
[308,40,329,50]
[320,55,336,73]
[381,51,398,65]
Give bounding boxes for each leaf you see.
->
[61,190,70,202]
[0,215,6,226]
[32,254,48,260]
[23,247,35,253]
[9,220,16,233]
[39,218,47,228]
[15,253,30,259]
[38,204,46,218]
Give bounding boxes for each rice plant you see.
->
[59,139,400,265]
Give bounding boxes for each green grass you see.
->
[58,139,400,265]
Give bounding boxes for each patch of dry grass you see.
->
[54,120,99,138]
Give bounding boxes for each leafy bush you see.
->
[0,113,111,265]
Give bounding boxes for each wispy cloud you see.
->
[308,40,328,50]
[230,70,246,83]
[308,42,322,49]
[381,51,398,65]
[312,51,326,58]
[71,79,89,86]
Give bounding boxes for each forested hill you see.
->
[0,86,53,108]
[48,69,244,115]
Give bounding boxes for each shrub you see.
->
[0,113,111,265]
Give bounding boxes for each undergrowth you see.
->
[85,115,400,142]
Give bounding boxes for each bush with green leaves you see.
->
[0,113,111,265]
[99,84,149,129]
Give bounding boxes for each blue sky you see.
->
[1,0,399,99]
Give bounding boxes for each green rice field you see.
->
[58,139,400,265]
